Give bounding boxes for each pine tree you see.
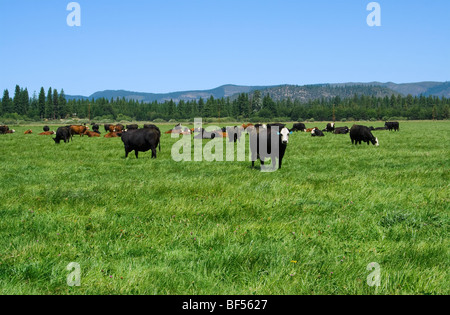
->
[52,89,59,119]
[20,88,29,115]
[59,89,67,118]
[2,89,12,114]
[13,85,22,114]
[38,87,46,119]
[46,87,53,119]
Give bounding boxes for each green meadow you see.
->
[0,121,448,295]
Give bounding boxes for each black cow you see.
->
[104,124,112,133]
[121,128,161,159]
[311,128,325,137]
[43,126,50,132]
[334,126,349,134]
[385,121,400,131]
[144,124,158,130]
[350,125,379,146]
[0,125,9,134]
[92,124,100,132]
[290,123,306,132]
[326,123,336,132]
[227,126,241,143]
[53,126,72,144]
[126,124,139,130]
[250,126,291,170]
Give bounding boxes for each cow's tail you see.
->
[159,140,161,152]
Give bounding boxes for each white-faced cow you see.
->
[250,126,291,171]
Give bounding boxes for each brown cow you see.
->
[109,124,124,133]
[242,123,254,129]
[84,130,101,137]
[104,131,120,138]
[24,130,33,134]
[306,127,319,132]
[70,125,89,137]
[38,131,56,136]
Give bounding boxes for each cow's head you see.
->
[278,127,291,144]
[374,137,379,146]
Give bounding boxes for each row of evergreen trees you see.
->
[1,85,449,122]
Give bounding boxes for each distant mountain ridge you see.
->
[66,81,450,103]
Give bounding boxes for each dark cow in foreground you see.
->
[290,123,306,132]
[334,126,350,134]
[53,126,71,144]
[250,126,291,170]
[121,128,161,159]
[326,123,336,132]
[385,121,400,131]
[311,128,325,137]
[350,125,379,146]
[43,126,50,132]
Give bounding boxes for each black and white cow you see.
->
[334,126,350,134]
[326,123,336,132]
[311,128,325,137]
[250,126,291,170]
[350,125,379,146]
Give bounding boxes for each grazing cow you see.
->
[53,126,71,144]
[43,126,50,132]
[290,123,307,132]
[84,130,101,137]
[70,125,89,137]
[385,121,400,131]
[250,126,291,170]
[326,123,336,133]
[24,130,33,134]
[0,125,9,134]
[38,131,55,136]
[334,126,350,134]
[311,128,325,137]
[121,128,161,159]
[350,125,379,146]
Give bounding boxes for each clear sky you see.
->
[0,0,449,96]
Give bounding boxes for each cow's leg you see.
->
[151,147,157,159]
[135,150,139,159]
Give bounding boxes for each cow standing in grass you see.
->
[350,125,379,146]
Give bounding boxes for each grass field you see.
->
[0,121,448,295]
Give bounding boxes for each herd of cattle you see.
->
[0,121,400,168]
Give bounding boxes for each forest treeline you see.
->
[1,85,449,123]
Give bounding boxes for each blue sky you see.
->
[0,0,449,96]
